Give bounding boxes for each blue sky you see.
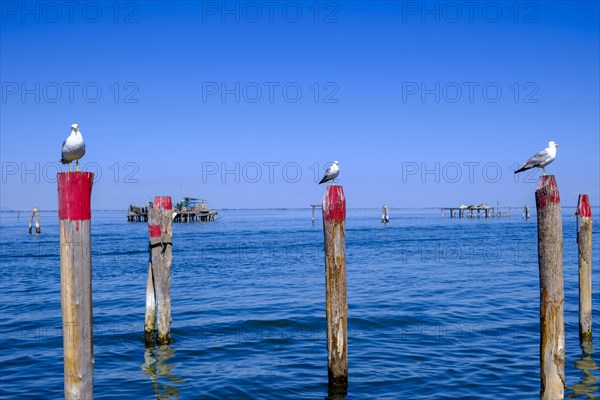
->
[1,1,598,209]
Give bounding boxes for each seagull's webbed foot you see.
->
[75,160,79,172]
[68,162,72,172]
[541,167,546,176]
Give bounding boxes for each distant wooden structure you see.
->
[173,210,217,222]
[441,204,495,218]
[129,197,217,223]
[28,207,40,234]
[523,204,531,219]
[439,202,519,219]
[382,205,390,223]
[128,205,149,222]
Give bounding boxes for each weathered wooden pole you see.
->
[524,204,531,220]
[535,175,565,399]
[145,196,173,345]
[381,205,389,223]
[28,207,40,234]
[58,171,94,399]
[576,194,592,346]
[144,259,156,346]
[322,185,348,394]
[35,209,40,233]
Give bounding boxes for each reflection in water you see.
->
[141,345,183,399]
[566,343,599,399]
[325,383,347,400]
[325,392,347,400]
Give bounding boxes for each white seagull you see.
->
[319,161,339,184]
[514,141,559,176]
[61,123,86,171]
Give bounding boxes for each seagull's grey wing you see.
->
[60,138,68,163]
[522,149,550,168]
[323,165,333,177]
[319,168,333,184]
[319,175,331,184]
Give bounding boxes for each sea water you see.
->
[0,209,598,399]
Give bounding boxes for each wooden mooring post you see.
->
[28,207,40,234]
[576,194,592,347]
[381,205,389,223]
[58,172,94,399]
[145,196,173,346]
[535,175,565,399]
[523,204,530,220]
[322,185,348,394]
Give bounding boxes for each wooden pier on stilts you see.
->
[128,197,217,223]
[440,203,516,219]
[128,205,149,222]
[441,204,496,218]
[173,210,217,222]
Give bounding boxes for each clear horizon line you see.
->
[0,205,595,213]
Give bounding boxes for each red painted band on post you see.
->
[323,185,346,222]
[577,194,592,218]
[57,172,93,221]
[153,196,172,210]
[535,175,560,209]
[148,225,161,238]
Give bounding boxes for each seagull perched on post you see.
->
[319,161,339,184]
[60,123,86,171]
[514,141,559,176]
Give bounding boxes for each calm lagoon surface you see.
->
[0,209,598,399]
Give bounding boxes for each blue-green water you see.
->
[0,209,598,399]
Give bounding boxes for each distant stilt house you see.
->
[172,197,217,222]
[128,197,217,222]
[127,204,150,222]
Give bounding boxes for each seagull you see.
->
[319,161,339,184]
[61,123,86,171]
[514,141,559,176]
